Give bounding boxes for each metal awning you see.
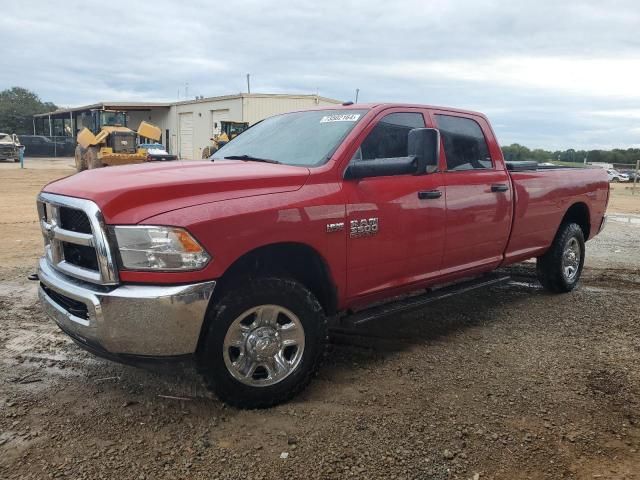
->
[34,102,171,118]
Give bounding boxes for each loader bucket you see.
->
[76,128,98,149]
[137,121,161,142]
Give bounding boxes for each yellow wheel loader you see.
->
[201,121,249,159]
[74,110,163,171]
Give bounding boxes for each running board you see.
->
[341,274,511,328]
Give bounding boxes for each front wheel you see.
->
[197,277,327,409]
[84,146,101,169]
[536,222,585,293]
[202,146,217,159]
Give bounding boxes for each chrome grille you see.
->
[37,192,118,285]
[59,207,92,233]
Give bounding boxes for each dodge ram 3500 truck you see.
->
[36,104,609,408]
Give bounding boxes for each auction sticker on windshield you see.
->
[320,114,361,123]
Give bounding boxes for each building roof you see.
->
[34,102,172,117]
[172,92,341,106]
[35,93,342,117]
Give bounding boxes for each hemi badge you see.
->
[326,222,345,233]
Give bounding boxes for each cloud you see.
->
[381,56,640,99]
[1,0,639,149]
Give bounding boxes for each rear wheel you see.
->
[536,222,585,293]
[74,145,87,171]
[197,277,327,409]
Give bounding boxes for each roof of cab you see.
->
[306,102,487,119]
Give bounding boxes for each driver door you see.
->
[342,109,446,302]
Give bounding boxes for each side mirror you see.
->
[344,156,417,180]
[408,128,440,175]
[344,127,441,180]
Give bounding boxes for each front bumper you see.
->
[37,256,216,357]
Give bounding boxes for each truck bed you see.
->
[504,165,609,264]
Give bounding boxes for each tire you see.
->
[197,277,328,409]
[74,145,87,171]
[612,177,619,183]
[536,222,585,293]
[202,146,217,159]
[84,146,101,169]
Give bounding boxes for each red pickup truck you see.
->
[36,103,609,408]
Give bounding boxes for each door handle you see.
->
[418,190,442,199]
[491,184,509,192]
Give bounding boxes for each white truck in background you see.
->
[0,133,20,162]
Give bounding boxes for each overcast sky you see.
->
[1,0,638,150]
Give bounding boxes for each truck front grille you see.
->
[62,242,99,271]
[37,193,118,285]
[59,206,92,234]
[0,145,15,156]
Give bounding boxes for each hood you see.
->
[43,160,310,224]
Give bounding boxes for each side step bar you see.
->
[341,274,511,328]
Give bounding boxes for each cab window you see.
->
[353,112,425,161]
[435,114,492,170]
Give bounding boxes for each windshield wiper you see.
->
[223,154,281,164]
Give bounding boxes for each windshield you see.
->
[100,111,127,127]
[214,109,367,166]
[0,134,12,143]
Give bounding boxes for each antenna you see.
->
[355,88,360,103]
[246,73,251,94]
[185,82,189,98]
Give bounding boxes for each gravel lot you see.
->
[1,159,639,479]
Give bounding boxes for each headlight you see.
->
[113,226,210,271]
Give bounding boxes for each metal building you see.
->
[170,93,342,159]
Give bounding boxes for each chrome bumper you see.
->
[37,257,216,356]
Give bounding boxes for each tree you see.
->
[0,87,57,134]
[501,144,638,166]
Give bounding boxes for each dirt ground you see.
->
[1,158,639,479]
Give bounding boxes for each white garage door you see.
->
[179,113,193,160]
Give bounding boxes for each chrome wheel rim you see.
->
[562,237,581,281]
[223,305,305,387]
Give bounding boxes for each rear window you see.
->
[435,114,492,171]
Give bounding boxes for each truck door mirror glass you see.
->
[408,128,440,174]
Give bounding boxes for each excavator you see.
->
[74,110,164,171]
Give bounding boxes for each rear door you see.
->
[343,109,446,300]
[430,112,512,275]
